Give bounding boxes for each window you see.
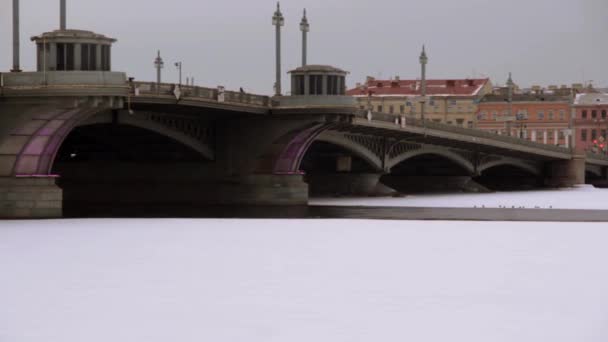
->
[492,111,497,120]
[467,121,473,128]
[603,110,607,119]
[559,109,566,121]
[389,105,394,114]
[81,44,89,70]
[502,110,509,116]
[449,100,457,105]
[65,43,75,70]
[89,44,97,71]
[327,75,339,95]
[377,105,383,112]
[537,130,543,140]
[400,105,405,114]
[294,75,305,95]
[592,129,597,141]
[592,110,598,119]
[56,43,65,70]
[558,131,565,140]
[456,119,464,126]
[308,75,323,95]
[548,130,554,140]
[548,110,554,120]
[582,129,587,142]
[582,110,587,119]
[602,130,607,139]
[537,111,544,120]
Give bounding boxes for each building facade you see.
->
[347,78,493,128]
[476,94,573,147]
[573,93,608,153]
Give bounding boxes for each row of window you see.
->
[580,110,607,120]
[581,129,607,142]
[37,42,111,71]
[292,75,346,95]
[368,104,475,114]
[487,129,567,140]
[478,109,566,121]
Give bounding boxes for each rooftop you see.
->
[574,93,608,106]
[288,65,348,74]
[31,29,117,43]
[480,94,572,103]
[347,78,490,97]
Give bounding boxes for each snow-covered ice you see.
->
[1,218,608,342]
[312,185,608,209]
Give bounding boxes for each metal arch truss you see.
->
[315,129,543,176]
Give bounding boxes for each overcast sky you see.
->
[1,0,607,94]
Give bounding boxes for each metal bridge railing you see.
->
[586,152,608,162]
[132,81,270,107]
[362,111,573,155]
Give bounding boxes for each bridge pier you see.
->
[545,154,586,188]
[214,174,309,205]
[305,173,393,197]
[0,177,62,218]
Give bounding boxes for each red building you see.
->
[573,93,608,153]
[476,94,572,147]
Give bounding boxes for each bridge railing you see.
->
[364,111,573,155]
[132,81,270,107]
[586,151,608,162]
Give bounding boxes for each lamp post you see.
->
[506,72,514,137]
[419,45,428,122]
[60,0,66,30]
[300,9,309,67]
[11,0,21,72]
[154,50,164,86]
[174,61,182,86]
[272,2,285,96]
[516,112,527,139]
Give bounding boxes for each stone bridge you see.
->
[3,73,608,218]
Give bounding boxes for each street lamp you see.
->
[506,72,514,137]
[174,61,182,86]
[300,9,309,67]
[516,112,527,139]
[419,45,428,122]
[272,2,284,96]
[154,50,164,86]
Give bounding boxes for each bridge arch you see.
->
[586,165,603,178]
[478,158,541,176]
[386,147,475,174]
[313,131,384,172]
[76,111,214,160]
[5,106,108,176]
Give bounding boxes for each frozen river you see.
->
[312,184,608,209]
[2,211,608,341]
[2,187,608,341]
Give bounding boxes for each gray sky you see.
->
[1,0,607,94]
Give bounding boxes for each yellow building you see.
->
[347,77,493,128]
